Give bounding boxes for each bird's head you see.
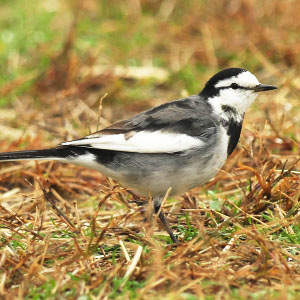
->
[200,68,277,115]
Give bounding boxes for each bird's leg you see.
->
[153,197,178,243]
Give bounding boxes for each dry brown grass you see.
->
[1,0,300,299]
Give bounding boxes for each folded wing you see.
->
[59,96,218,153]
[60,130,204,153]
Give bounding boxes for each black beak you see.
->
[254,84,277,92]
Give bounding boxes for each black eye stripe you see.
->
[218,85,253,90]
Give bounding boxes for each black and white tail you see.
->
[0,147,102,170]
[0,148,63,162]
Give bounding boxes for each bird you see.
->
[0,68,277,243]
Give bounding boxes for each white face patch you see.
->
[215,71,260,89]
[208,71,260,117]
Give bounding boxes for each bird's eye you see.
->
[231,83,239,89]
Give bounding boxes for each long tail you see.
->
[0,148,64,162]
[0,147,102,172]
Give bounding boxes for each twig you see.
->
[96,93,108,131]
[156,187,172,217]
[121,245,143,287]
[37,179,79,234]
[118,238,131,262]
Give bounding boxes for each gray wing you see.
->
[93,95,217,136]
[59,95,219,153]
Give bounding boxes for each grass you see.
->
[1,0,300,299]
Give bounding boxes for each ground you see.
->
[1,1,300,299]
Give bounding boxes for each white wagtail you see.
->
[0,68,277,242]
